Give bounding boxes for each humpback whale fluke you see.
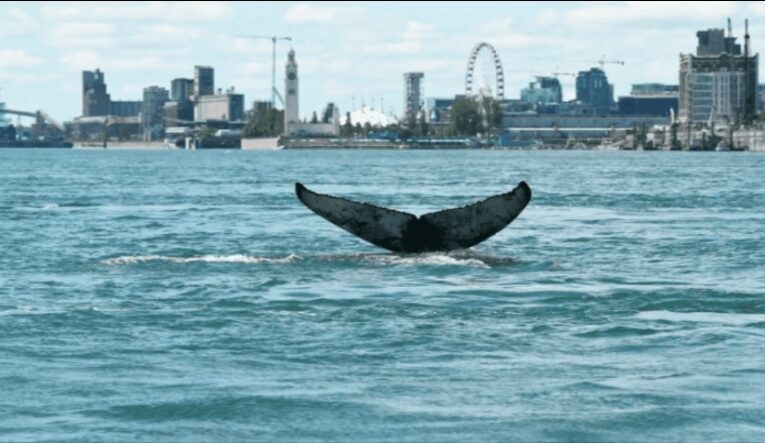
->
[295,182,531,253]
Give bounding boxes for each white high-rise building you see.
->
[284,49,299,135]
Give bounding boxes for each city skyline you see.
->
[0,1,762,121]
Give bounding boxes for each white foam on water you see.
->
[41,203,59,210]
[103,253,301,266]
[362,253,491,269]
[637,310,765,325]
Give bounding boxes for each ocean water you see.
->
[1,149,764,442]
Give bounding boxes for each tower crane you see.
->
[594,56,625,70]
[235,35,292,107]
[552,72,576,78]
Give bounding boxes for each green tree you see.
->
[244,108,284,137]
[341,112,353,136]
[418,111,429,136]
[479,96,503,136]
[310,111,318,124]
[450,98,482,136]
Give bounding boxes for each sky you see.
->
[0,1,763,122]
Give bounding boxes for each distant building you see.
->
[426,97,456,123]
[194,66,215,97]
[110,100,142,117]
[195,90,245,122]
[66,116,140,142]
[696,28,741,56]
[282,49,339,137]
[82,69,111,117]
[521,76,562,105]
[163,101,194,125]
[0,100,15,141]
[404,72,424,126]
[617,96,678,117]
[0,124,16,142]
[171,78,194,102]
[0,100,10,127]
[631,83,679,96]
[344,105,397,127]
[679,22,758,125]
[284,49,300,135]
[576,68,613,114]
[142,86,169,140]
[617,83,679,117]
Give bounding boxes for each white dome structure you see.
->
[343,105,398,127]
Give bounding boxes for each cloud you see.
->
[365,20,434,55]
[369,40,424,55]
[59,50,101,70]
[241,62,270,76]
[0,49,45,68]
[283,3,363,24]
[230,37,279,55]
[402,58,458,73]
[58,50,165,73]
[0,71,60,86]
[402,20,433,40]
[105,55,166,73]
[0,8,38,36]
[142,24,200,40]
[481,17,515,35]
[48,21,117,48]
[566,1,738,25]
[41,1,231,22]
[534,9,561,27]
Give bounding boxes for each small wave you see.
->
[41,203,59,210]
[361,253,491,269]
[575,325,661,338]
[58,201,100,208]
[637,310,765,325]
[316,250,515,269]
[103,254,301,266]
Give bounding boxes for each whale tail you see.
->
[295,182,531,253]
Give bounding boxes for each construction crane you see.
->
[236,35,292,107]
[552,72,576,78]
[594,55,625,70]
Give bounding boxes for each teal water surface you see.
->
[1,149,764,441]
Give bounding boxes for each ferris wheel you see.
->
[465,42,505,100]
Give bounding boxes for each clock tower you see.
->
[284,49,299,136]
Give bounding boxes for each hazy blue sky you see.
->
[0,1,761,122]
